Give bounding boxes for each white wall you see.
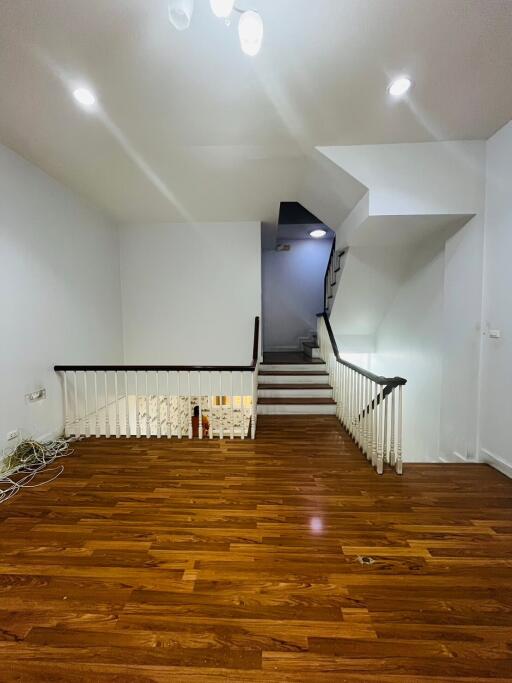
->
[320,141,485,218]
[120,222,261,365]
[370,234,446,462]
[262,239,332,351]
[479,121,512,475]
[439,214,485,463]
[0,143,123,454]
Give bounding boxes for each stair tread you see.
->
[259,383,331,389]
[258,398,336,405]
[262,353,324,365]
[259,371,329,376]
[302,341,319,349]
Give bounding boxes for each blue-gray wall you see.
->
[262,239,332,351]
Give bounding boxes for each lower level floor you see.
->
[0,416,511,680]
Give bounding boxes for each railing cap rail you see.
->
[54,364,257,372]
[317,311,407,387]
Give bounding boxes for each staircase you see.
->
[257,347,336,415]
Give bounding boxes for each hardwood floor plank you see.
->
[0,415,511,679]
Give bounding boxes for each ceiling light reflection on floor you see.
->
[310,517,323,534]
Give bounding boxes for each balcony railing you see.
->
[54,317,260,441]
[317,312,406,474]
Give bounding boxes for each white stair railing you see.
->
[318,313,405,475]
[55,318,260,441]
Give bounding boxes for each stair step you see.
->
[260,363,325,372]
[259,371,328,375]
[258,383,329,389]
[302,341,321,359]
[259,398,335,405]
[258,371,330,385]
[257,397,337,415]
[258,384,333,399]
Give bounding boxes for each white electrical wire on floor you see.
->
[0,436,76,504]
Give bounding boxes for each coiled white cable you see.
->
[0,437,76,504]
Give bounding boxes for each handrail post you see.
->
[396,385,403,475]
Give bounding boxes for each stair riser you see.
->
[260,364,325,372]
[257,404,337,415]
[258,388,332,399]
[258,374,330,385]
[303,346,320,359]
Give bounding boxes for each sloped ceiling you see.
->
[0,0,511,224]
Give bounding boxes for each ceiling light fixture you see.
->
[309,229,327,239]
[388,76,412,97]
[168,0,194,31]
[210,0,235,19]
[72,87,97,109]
[238,10,263,56]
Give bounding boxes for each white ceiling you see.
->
[0,0,511,225]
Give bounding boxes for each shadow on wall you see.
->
[262,239,332,351]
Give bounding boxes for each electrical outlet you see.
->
[7,430,19,441]
[25,388,47,403]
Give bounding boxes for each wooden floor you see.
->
[1,416,512,682]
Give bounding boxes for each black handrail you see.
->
[317,312,406,388]
[252,315,260,366]
[55,316,261,374]
[323,237,336,311]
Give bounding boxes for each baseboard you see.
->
[481,448,512,479]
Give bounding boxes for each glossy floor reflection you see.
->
[0,416,511,681]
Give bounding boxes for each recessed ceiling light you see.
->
[388,76,412,97]
[309,229,327,239]
[72,87,97,109]
[238,10,264,56]
[210,0,235,18]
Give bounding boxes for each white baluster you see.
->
[188,372,193,439]
[356,373,362,446]
[125,371,130,438]
[340,365,345,427]
[348,368,354,436]
[251,369,257,439]
[178,372,183,439]
[240,373,245,440]
[209,372,214,440]
[367,378,374,462]
[219,373,225,440]
[83,372,90,438]
[167,371,171,439]
[336,363,342,421]
[198,373,203,440]
[383,389,389,464]
[145,372,151,438]
[94,372,100,437]
[135,372,141,438]
[114,371,120,438]
[396,384,403,475]
[230,372,235,440]
[364,377,371,459]
[156,372,162,439]
[377,385,384,475]
[104,371,111,438]
[372,382,378,469]
[390,387,396,467]
[63,372,70,438]
[73,371,79,437]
